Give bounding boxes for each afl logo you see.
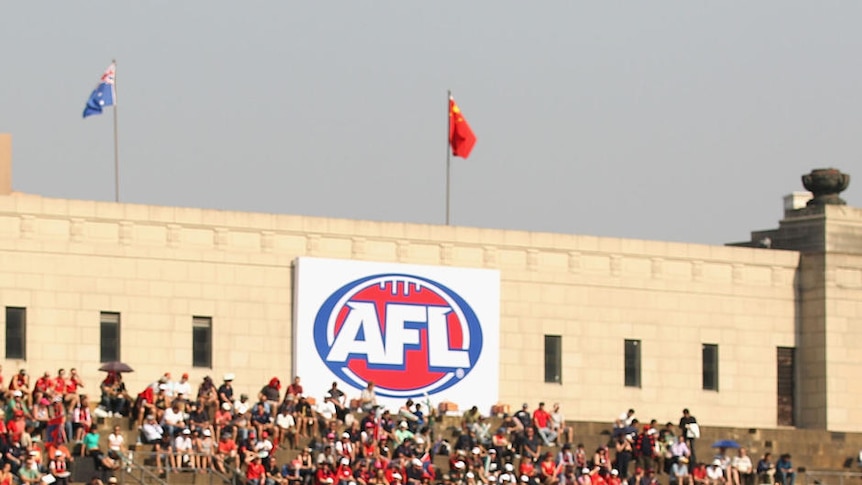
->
[313,274,483,398]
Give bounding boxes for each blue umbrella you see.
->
[712,439,741,449]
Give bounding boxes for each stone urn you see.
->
[802,168,850,206]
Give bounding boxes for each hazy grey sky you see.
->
[3,2,861,245]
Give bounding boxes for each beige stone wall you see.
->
[0,193,806,430]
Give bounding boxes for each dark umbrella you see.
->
[98,361,134,373]
[711,439,741,449]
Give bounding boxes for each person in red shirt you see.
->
[33,372,52,400]
[7,410,26,443]
[316,462,336,485]
[540,452,561,485]
[533,402,558,447]
[215,435,238,474]
[52,370,67,399]
[64,369,84,410]
[245,454,267,485]
[287,376,303,398]
[335,457,354,485]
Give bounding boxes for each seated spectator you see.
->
[251,402,274,438]
[47,449,71,485]
[141,414,166,473]
[100,372,128,417]
[733,449,754,485]
[197,428,215,472]
[706,460,725,485]
[756,454,775,485]
[215,433,239,474]
[17,455,41,485]
[274,406,297,449]
[359,382,377,413]
[775,455,794,485]
[261,378,281,404]
[671,457,693,485]
[83,425,101,457]
[72,396,93,441]
[161,402,186,438]
[245,452,268,485]
[173,428,194,472]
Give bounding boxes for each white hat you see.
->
[12,390,22,397]
[259,451,269,459]
[582,468,590,474]
[490,464,498,471]
[500,474,511,482]
[392,473,402,480]
[504,464,514,472]
[412,459,423,467]
[454,461,466,469]
[223,373,235,381]
[489,476,498,482]
[158,383,168,390]
[520,476,530,483]
[472,447,481,455]
[415,437,425,444]
[203,429,212,436]
[712,459,722,466]
[29,451,39,456]
[466,472,475,479]
[611,470,619,476]
[399,421,408,428]
[222,402,232,410]
[182,428,191,434]
[341,458,350,465]
[342,432,351,439]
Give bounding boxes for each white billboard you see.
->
[293,257,500,415]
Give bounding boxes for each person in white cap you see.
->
[198,428,215,472]
[394,421,414,445]
[173,429,194,472]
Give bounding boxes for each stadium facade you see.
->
[1,134,860,433]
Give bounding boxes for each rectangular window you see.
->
[193,316,213,368]
[777,347,795,426]
[544,335,562,383]
[702,343,719,391]
[624,339,641,388]
[5,307,26,360]
[100,312,121,363]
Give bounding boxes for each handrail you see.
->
[802,469,862,485]
[131,449,239,485]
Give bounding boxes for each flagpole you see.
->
[446,89,452,226]
[112,58,120,203]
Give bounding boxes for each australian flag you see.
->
[82,63,116,118]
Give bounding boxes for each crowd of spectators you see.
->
[0,365,805,485]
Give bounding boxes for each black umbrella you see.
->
[98,361,134,373]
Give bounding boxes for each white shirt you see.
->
[276,412,296,429]
[162,407,184,426]
[174,435,193,452]
[108,432,125,451]
[233,399,250,415]
[317,401,337,420]
[175,380,192,397]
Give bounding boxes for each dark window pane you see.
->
[624,339,641,388]
[5,307,26,360]
[544,335,562,383]
[193,317,212,368]
[777,347,795,426]
[702,344,719,391]
[100,312,121,363]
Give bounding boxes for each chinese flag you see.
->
[449,96,477,158]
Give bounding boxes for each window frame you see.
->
[544,334,562,384]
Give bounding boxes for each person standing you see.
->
[678,409,698,465]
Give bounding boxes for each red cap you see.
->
[182,373,189,378]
